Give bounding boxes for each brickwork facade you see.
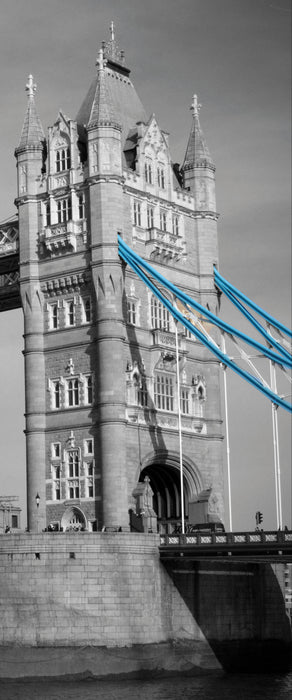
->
[13,32,225,532]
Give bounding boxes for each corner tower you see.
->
[14,76,47,532]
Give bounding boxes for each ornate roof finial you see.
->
[191,94,201,117]
[96,47,106,72]
[102,22,125,66]
[26,74,37,98]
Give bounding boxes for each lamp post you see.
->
[35,493,40,533]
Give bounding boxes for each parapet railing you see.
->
[160,530,292,548]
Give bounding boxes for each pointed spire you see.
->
[87,47,121,130]
[183,94,215,171]
[17,75,45,151]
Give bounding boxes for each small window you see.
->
[173,215,179,236]
[145,161,152,184]
[78,192,85,219]
[158,166,165,189]
[127,299,137,325]
[137,381,148,407]
[147,206,154,229]
[52,381,61,409]
[160,210,167,232]
[48,303,59,330]
[133,200,141,227]
[57,197,72,223]
[52,442,61,459]
[68,379,79,407]
[11,515,18,529]
[85,375,93,405]
[180,388,190,415]
[46,201,51,227]
[87,482,94,498]
[53,465,61,479]
[56,147,70,173]
[65,300,75,327]
[82,298,91,324]
[52,464,61,500]
[87,461,94,477]
[84,439,93,455]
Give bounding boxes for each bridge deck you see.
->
[159,530,292,561]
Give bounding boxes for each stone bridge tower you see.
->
[2,27,224,532]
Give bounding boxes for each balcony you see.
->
[40,220,87,255]
[152,329,186,353]
[146,227,185,262]
[126,406,206,435]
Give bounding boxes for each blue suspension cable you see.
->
[214,267,292,339]
[215,277,291,362]
[118,236,291,369]
[118,238,291,412]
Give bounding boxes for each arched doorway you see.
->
[139,453,203,534]
[61,506,86,531]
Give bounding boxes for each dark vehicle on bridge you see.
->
[173,522,225,534]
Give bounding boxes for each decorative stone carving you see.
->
[132,476,157,533]
[41,271,88,297]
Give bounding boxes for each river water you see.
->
[0,673,292,700]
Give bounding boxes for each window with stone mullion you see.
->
[57,197,72,223]
[154,373,174,412]
[68,379,79,407]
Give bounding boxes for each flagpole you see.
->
[175,320,185,535]
[270,360,282,529]
[222,333,233,531]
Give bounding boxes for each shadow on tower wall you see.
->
[163,558,292,672]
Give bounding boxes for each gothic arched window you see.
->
[56,147,71,172]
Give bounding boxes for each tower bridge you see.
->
[0,25,290,539]
[0,26,225,536]
[0,24,291,679]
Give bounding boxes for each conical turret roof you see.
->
[76,25,147,146]
[183,95,214,170]
[17,75,45,150]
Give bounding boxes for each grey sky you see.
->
[0,0,291,529]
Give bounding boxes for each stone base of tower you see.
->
[0,533,291,678]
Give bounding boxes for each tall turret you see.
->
[182,95,219,310]
[79,32,128,527]
[182,94,216,213]
[15,76,46,531]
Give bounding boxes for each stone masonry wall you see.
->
[0,533,290,677]
[0,533,202,648]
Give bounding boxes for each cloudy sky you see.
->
[0,0,291,530]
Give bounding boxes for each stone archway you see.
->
[61,506,87,532]
[139,451,204,534]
